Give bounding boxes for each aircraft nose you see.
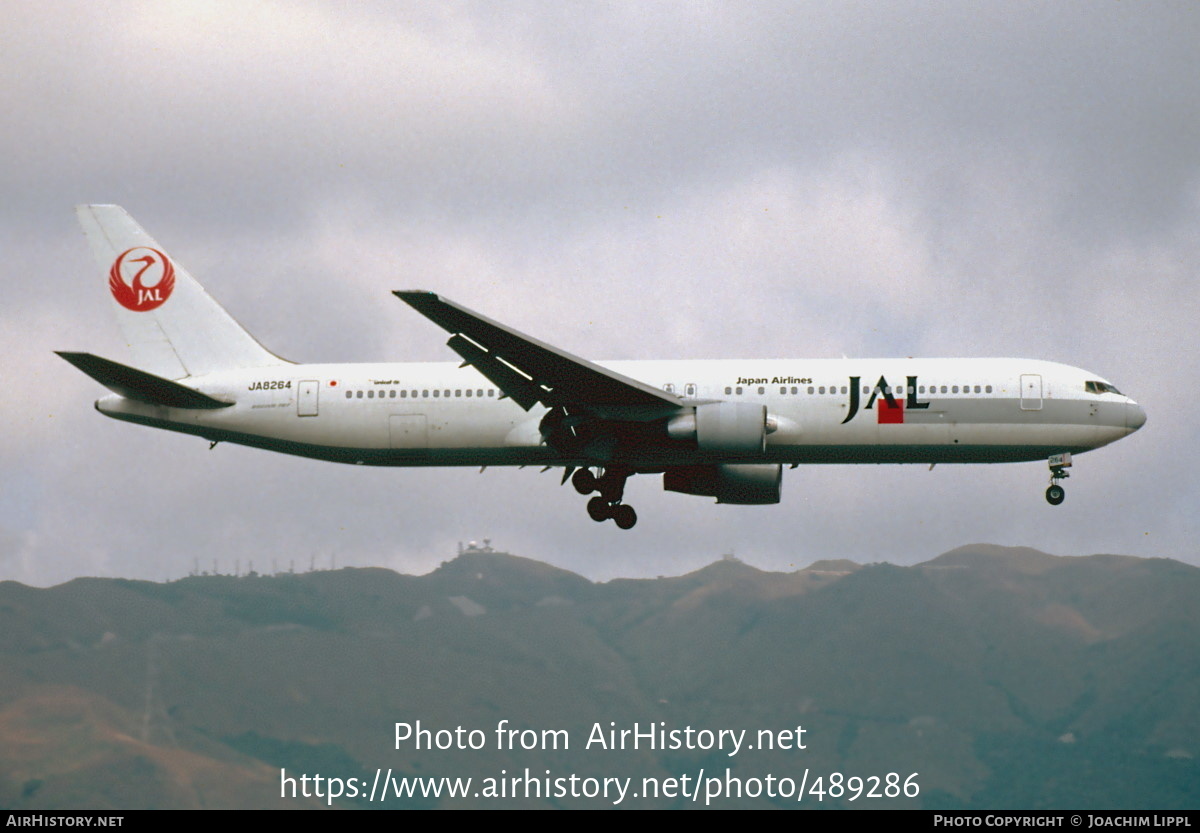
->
[1127,401,1147,431]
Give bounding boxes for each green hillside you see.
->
[0,546,1196,809]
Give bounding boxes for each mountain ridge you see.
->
[0,545,1196,809]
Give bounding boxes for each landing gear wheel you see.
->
[587,496,611,522]
[577,467,635,526]
[572,468,598,495]
[612,504,638,530]
[1045,484,1066,506]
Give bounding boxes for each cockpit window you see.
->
[1085,380,1122,395]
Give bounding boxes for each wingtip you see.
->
[55,351,101,374]
[394,290,438,302]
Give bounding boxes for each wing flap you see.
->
[447,334,544,411]
[395,291,681,419]
[56,351,233,409]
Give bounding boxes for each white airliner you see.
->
[61,205,1146,529]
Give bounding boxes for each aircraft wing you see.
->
[395,291,682,421]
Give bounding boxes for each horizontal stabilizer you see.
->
[55,352,233,409]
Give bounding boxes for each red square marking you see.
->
[878,397,904,424]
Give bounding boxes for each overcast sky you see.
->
[2,1,1197,586]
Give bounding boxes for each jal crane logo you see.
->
[109,247,175,312]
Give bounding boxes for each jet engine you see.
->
[666,402,768,454]
[663,464,782,504]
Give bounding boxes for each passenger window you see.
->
[986,385,992,393]
[345,391,352,399]
[685,383,696,397]
[488,389,495,397]
[952,385,959,394]
[736,386,743,395]
[807,386,814,394]
[356,391,363,399]
[422,390,429,398]
[819,386,826,394]
[466,389,472,397]
[757,386,764,395]
[401,390,407,398]
[725,386,732,395]
[478,389,484,397]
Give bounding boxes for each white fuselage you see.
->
[95,356,1145,471]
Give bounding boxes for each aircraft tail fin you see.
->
[75,205,289,379]
[56,351,233,409]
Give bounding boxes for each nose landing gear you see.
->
[572,467,638,529]
[1045,453,1071,506]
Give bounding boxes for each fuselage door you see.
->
[297,380,319,417]
[1020,374,1043,411]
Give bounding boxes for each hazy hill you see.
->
[0,546,1196,809]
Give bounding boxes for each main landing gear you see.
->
[572,467,638,529]
[1045,453,1071,506]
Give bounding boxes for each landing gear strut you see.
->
[1045,453,1071,506]
[573,467,638,529]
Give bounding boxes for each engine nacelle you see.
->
[666,401,767,454]
[663,464,782,504]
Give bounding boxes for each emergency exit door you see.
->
[297,380,319,416]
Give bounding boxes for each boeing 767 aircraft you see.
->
[59,205,1146,529]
